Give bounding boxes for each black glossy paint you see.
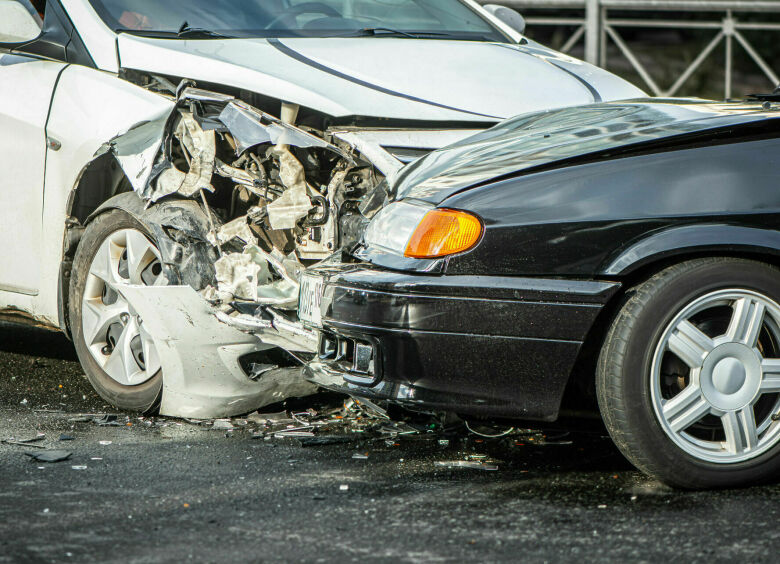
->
[311,100,780,422]
[362,102,780,278]
[307,263,619,420]
[444,138,780,277]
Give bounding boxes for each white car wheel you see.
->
[70,209,167,412]
[81,228,164,386]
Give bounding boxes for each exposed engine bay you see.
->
[87,80,409,417]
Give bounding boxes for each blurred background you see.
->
[480,0,780,100]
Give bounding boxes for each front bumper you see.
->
[305,264,620,421]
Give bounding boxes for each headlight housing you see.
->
[363,200,483,259]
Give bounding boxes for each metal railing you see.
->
[481,0,780,98]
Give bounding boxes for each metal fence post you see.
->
[724,10,735,99]
[585,0,600,64]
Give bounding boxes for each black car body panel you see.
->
[389,99,779,204]
[306,262,619,419]
[307,99,780,421]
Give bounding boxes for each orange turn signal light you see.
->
[404,209,483,259]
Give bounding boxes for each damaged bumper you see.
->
[119,285,316,419]
[304,263,621,421]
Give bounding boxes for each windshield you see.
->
[88,0,506,41]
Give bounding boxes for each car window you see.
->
[87,0,505,41]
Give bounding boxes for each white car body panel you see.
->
[36,65,174,325]
[0,58,64,296]
[119,285,315,419]
[60,0,119,72]
[115,35,644,122]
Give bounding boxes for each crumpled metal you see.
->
[153,111,217,202]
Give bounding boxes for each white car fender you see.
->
[37,65,173,325]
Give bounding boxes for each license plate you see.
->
[298,274,324,327]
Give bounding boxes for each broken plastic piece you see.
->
[207,216,257,248]
[218,99,339,156]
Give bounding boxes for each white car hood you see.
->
[117,35,644,122]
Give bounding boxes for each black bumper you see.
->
[305,263,619,421]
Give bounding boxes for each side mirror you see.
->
[0,0,42,44]
[483,4,526,36]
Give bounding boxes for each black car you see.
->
[301,98,780,489]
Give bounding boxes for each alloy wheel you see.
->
[81,228,166,386]
[651,289,780,463]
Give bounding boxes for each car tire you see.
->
[597,257,780,489]
[69,208,167,413]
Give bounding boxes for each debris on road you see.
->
[25,451,72,463]
[3,434,47,448]
[434,460,499,471]
[212,419,236,431]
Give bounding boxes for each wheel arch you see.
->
[602,224,780,278]
[58,155,137,338]
[561,231,780,416]
[60,185,219,338]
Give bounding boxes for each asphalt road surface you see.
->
[1,321,779,563]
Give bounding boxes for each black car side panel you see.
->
[437,138,780,277]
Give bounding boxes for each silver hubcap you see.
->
[652,289,780,463]
[82,228,166,386]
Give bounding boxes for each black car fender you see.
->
[602,223,780,276]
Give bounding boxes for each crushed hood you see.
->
[117,35,643,123]
[390,99,780,203]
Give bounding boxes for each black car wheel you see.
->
[597,257,780,489]
[69,209,166,413]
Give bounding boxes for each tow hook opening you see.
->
[319,331,378,384]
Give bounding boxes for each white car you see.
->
[0,0,643,418]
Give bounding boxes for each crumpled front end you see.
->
[90,83,443,418]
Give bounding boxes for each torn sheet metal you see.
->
[153,111,216,201]
[220,100,330,155]
[266,147,313,230]
[245,246,301,309]
[118,285,317,418]
[105,86,351,204]
[101,110,171,195]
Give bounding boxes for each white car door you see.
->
[0,1,65,295]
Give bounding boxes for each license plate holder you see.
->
[298,274,325,328]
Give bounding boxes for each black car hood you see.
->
[390,99,779,204]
